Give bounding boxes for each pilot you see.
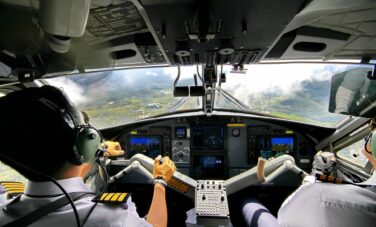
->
[279,120,376,227]
[243,119,376,227]
[363,118,376,168]
[0,85,176,227]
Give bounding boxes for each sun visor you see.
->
[266,26,350,60]
[328,66,376,118]
[265,0,376,61]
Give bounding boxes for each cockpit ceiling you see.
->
[1,0,376,82]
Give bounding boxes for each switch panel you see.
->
[195,180,230,220]
[172,140,190,163]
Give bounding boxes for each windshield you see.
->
[218,64,373,127]
[45,66,202,128]
[45,63,372,128]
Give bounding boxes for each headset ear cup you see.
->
[75,127,102,163]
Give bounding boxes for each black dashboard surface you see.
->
[108,115,320,181]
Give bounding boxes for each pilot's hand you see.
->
[102,141,125,157]
[153,155,176,183]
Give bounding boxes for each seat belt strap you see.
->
[1,191,94,227]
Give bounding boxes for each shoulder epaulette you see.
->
[92,192,130,204]
[0,181,25,197]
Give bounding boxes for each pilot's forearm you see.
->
[146,183,167,227]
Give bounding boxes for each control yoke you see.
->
[108,154,197,199]
[107,154,308,198]
[225,155,308,196]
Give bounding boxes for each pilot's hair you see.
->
[0,85,78,181]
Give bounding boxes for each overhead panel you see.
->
[77,1,168,70]
[140,0,307,65]
[86,3,147,38]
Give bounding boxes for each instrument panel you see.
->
[117,116,315,180]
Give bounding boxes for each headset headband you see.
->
[37,95,87,131]
[34,87,102,164]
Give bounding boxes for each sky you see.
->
[48,76,89,105]
[49,63,364,105]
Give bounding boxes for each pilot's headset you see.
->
[36,86,103,165]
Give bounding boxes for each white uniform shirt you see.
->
[1,177,152,227]
[0,184,6,206]
[278,174,376,227]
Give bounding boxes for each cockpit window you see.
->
[44,63,373,128]
[337,138,369,168]
[218,64,373,127]
[44,66,202,128]
[0,161,26,183]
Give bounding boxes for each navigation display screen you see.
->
[128,136,161,158]
[193,155,225,179]
[192,126,224,150]
[175,127,187,139]
[271,137,294,153]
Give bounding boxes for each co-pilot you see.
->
[243,118,376,227]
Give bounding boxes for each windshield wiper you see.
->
[216,88,248,111]
[169,96,191,112]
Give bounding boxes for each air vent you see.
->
[110,49,137,60]
[293,42,326,52]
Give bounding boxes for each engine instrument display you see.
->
[128,136,161,158]
[175,127,187,139]
[192,126,224,150]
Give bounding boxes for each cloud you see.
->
[47,77,89,105]
[163,65,200,80]
[145,71,158,76]
[221,64,354,103]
